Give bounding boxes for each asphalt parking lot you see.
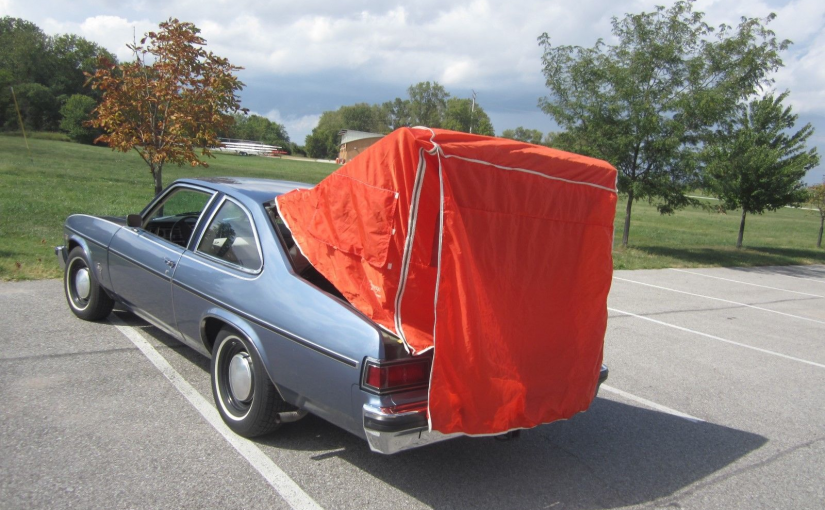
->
[1,265,823,509]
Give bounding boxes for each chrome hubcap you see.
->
[228,352,253,402]
[74,268,91,299]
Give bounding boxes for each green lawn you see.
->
[1,135,823,280]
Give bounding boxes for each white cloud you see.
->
[263,109,321,143]
[41,15,155,62]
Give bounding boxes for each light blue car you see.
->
[56,177,456,454]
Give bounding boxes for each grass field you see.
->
[1,135,823,280]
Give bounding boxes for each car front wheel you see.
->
[64,246,114,321]
[211,328,290,437]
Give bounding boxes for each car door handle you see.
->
[164,258,176,268]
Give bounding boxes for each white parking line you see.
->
[109,315,323,510]
[669,268,825,298]
[609,307,825,370]
[600,385,704,422]
[614,276,825,326]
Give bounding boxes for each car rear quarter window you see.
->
[197,199,262,271]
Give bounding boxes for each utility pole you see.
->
[470,90,477,134]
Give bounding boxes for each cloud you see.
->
[262,109,322,143]
[41,15,155,62]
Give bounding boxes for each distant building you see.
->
[338,130,384,163]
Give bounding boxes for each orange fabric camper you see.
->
[276,127,617,435]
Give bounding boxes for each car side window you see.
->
[144,188,212,247]
[197,200,262,271]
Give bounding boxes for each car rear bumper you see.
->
[362,404,458,455]
[55,245,67,271]
[362,363,609,454]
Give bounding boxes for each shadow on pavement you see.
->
[118,309,768,509]
[259,398,766,509]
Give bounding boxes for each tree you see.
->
[539,1,788,246]
[442,97,494,136]
[59,94,99,143]
[88,19,245,195]
[502,127,543,145]
[407,81,449,127]
[51,34,116,99]
[1,17,116,131]
[703,92,818,248]
[809,183,825,248]
[226,113,290,147]
[379,98,411,130]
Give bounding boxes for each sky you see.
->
[2,0,824,183]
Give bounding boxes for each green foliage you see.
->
[442,98,494,136]
[379,98,411,130]
[226,113,290,147]
[59,94,99,144]
[407,81,450,127]
[8,82,59,131]
[501,126,543,145]
[539,0,789,246]
[0,16,115,131]
[305,81,495,159]
[704,92,819,247]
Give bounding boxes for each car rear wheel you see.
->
[64,246,114,321]
[211,328,290,437]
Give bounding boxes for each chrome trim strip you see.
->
[172,279,358,367]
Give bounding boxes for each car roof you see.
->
[176,177,313,204]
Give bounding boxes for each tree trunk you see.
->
[818,216,824,248]
[736,209,747,249]
[153,167,163,197]
[621,187,634,247]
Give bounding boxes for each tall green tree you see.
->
[407,81,449,127]
[379,98,411,130]
[539,0,788,246]
[305,109,345,159]
[0,17,115,132]
[501,127,543,145]
[703,92,819,248]
[442,97,494,136]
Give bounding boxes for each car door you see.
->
[108,184,216,335]
[172,196,265,350]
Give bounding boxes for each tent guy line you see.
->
[612,276,825,326]
[108,314,324,510]
[607,307,825,370]
[669,268,825,298]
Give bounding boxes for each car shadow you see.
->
[117,310,768,509]
[260,397,766,509]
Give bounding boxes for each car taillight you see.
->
[362,359,431,394]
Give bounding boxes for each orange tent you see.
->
[276,127,617,435]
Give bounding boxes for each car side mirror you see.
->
[127,214,142,228]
